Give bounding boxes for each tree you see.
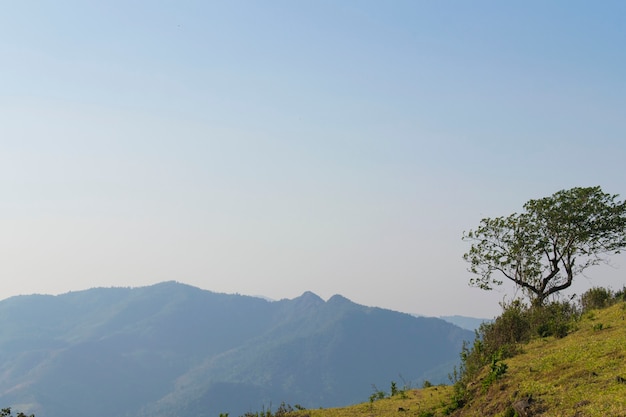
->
[463,186,626,306]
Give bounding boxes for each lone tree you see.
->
[463,186,626,306]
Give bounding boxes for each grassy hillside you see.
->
[285,301,626,417]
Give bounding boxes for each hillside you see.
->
[0,282,472,417]
[287,301,626,417]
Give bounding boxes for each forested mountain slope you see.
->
[0,282,472,417]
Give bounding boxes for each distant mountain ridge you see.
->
[439,315,492,331]
[0,282,473,417]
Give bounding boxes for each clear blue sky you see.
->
[1,1,625,317]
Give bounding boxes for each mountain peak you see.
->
[0,284,474,417]
[327,294,351,304]
[295,291,325,306]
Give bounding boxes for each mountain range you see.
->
[0,281,473,417]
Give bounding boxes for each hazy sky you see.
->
[1,1,625,317]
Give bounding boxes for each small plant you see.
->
[273,402,293,417]
[390,381,398,397]
[422,380,433,388]
[593,322,604,331]
[242,402,297,417]
[482,350,508,391]
[369,385,386,403]
[442,392,465,416]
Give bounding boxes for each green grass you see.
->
[289,386,454,417]
[287,302,626,417]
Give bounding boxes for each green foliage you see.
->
[390,381,398,397]
[442,386,466,415]
[369,385,386,404]
[481,300,530,357]
[421,380,433,388]
[581,287,614,311]
[446,297,581,413]
[481,350,508,391]
[0,408,34,417]
[530,301,578,338]
[273,402,295,417]
[463,186,626,306]
[614,285,626,302]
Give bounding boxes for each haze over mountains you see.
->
[0,282,473,417]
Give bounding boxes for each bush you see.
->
[613,286,626,303]
[481,299,530,358]
[481,349,508,391]
[530,301,578,338]
[580,287,613,312]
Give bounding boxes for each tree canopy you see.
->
[463,186,626,306]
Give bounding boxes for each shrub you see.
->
[369,385,386,403]
[530,301,578,338]
[580,287,613,312]
[481,349,508,391]
[273,402,294,417]
[613,285,626,302]
[481,299,530,358]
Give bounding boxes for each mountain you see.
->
[0,282,473,417]
[439,315,492,331]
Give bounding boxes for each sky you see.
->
[1,1,625,318]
